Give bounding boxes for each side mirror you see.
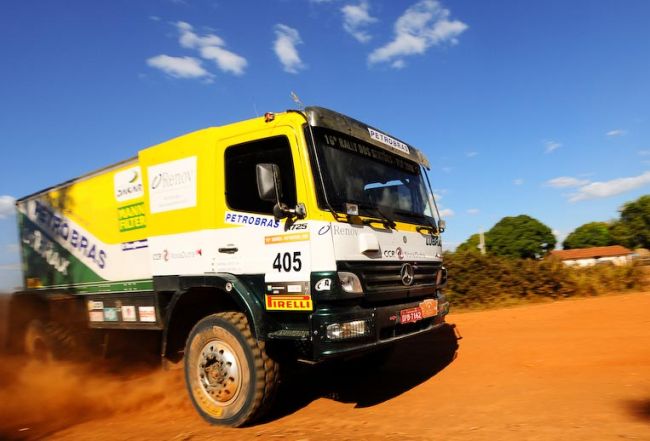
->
[256,163,282,203]
[438,219,446,233]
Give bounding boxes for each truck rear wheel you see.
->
[184,312,279,427]
[24,320,76,361]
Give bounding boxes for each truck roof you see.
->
[16,155,138,203]
[17,106,430,203]
[304,106,431,169]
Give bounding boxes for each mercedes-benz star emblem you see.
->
[400,263,414,286]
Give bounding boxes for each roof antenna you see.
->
[290,91,304,111]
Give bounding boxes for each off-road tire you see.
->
[184,312,280,427]
[24,320,76,361]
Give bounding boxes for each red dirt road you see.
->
[1,292,649,440]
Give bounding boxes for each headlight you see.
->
[326,320,369,340]
[338,271,363,293]
[436,266,448,287]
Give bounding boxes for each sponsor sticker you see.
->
[114,166,144,202]
[121,239,149,251]
[264,232,310,244]
[104,307,119,322]
[89,310,104,322]
[29,200,107,270]
[88,301,104,311]
[426,235,439,246]
[121,305,136,322]
[117,202,146,232]
[315,278,332,291]
[368,128,410,154]
[332,225,359,237]
[265,294,313,311]
[404,250,426,259]
[153,248,202,262]
[420,299,438,318]
[138,306,156,322]
[225,211,280,229]
[148,156,197,213]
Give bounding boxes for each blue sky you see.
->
[1,0,648,290]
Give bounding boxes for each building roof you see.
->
[550,245,633,261]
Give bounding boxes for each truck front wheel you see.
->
[184,312,279,427]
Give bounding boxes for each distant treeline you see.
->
[444,251,643,310]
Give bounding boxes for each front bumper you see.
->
[309,295,449,361]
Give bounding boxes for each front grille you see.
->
[338,260,441,302]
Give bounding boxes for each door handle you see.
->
[218,247,239,254]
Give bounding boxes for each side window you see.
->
[225,136,297,214]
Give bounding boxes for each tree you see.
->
[563,222,613,249]
[456,233,482,254]
[486,215,556,259]
[610,195,650,249]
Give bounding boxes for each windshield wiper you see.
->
[360,206,396,229]
[416,223,438,235]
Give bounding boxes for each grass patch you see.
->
[444,251,645,311]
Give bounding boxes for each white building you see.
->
[550,245,633,267]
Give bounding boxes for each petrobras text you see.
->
[224,211,280,229]
[29,200,107,269]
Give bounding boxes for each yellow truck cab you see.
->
[11,106,449,426]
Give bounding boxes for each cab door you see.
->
[215,128,313,310]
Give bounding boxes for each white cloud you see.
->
[177,22,224,49]
[513,178,524,186]
[552,229,568,247]
[176,22,247,75]
[149,15,161,21]
[341,1,377,43]
[546,176,590,188]
[606,129,626,137]
[441,166,452,173]
[147,55,212,79]
[0,195,16,219]
[638,150,650,156]
[199,46,247,76]
[544,140,562,153]
[273,24,306,74]
[466,208,479,215]
[368,0,468,67]
[568,171,650,202]
[465,151,478,158]
[438,208,454,217]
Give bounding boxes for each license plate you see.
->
[400,307,423,324]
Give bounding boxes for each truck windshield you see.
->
[309,127,435,225]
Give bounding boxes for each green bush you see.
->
[444,251,643,309]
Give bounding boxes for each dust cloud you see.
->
[0,356,188,440]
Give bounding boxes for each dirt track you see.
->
[1,292,649,440]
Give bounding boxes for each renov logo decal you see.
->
[148,156,197,214]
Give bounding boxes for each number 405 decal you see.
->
[273,252,302,272]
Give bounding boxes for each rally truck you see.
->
[8,106,449,426]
